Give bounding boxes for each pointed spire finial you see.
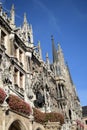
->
[46,52,48,58]
[57,43,65,68]
[46,52,50,70]
[24,13,27,24]
[51,35,57,63]
[38,40,42,60]
[58,42,62,51]
[38,40,40,47]
[0,1,2,16]
[51,35,54,40]
[10,4,15,28]
[12,4,14,10]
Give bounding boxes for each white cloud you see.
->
[32,0,60,32]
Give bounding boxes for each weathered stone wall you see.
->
[0,107,62,130]
[32,122,61,130]
[0,107,32,130]
[0,107,3,130]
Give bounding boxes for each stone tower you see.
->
[0,4,83,130]
[51,35,82,130]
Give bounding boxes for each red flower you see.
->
[0,88,6,104]
[8,94,32,116]
[33,108,64,125]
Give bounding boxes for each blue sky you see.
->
[2,0,87,106]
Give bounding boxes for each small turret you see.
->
[46,53,50,70]
[57,43,65,67]
[22,13,34,47]
[10,4,15,28]
[38,41,42,60]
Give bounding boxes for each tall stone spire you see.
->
[22,13,34,46]
[51,35,57,63]
[24,13,27,24]
[66,62,73,85]
[10,4,15,28]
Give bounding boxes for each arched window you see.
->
[69,109,72,120]
[36,128,42,130]
[8,120,26,130]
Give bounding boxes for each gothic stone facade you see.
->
[0,4,83,130]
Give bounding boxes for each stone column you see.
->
[1,104,8,130]
[21,52,24,66]
[44,88,48,112]
[22,74,25,89]
[17,71,20,87]
[25,52,32,71]
[60,85,64,97]
[2,111,5,130]
[0,69,3,87]
[9,32,15,56]
[57,83,59,98]
[10,39,14,56]
[17,48,19,61]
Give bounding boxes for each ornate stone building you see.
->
[0,4,83,130]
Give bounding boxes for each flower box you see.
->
[0,88,6,104]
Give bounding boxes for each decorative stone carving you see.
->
[1,53,12,95]
[25,73,35,107]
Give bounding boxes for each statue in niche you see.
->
[46,90,51,112]
[33,73,45,108]
[25,74,35,107]
[0,53,12,96]
[43,84,51,112]
[1,53,12,85]
[34,91,45,108]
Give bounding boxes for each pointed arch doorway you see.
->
[8,120,26,130]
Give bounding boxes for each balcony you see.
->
[57,96,65,101]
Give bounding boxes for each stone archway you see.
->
[8,120,26,130]
[36,128,42,130]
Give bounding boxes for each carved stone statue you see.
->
[1,53,12,94]
[25,74,35,107]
